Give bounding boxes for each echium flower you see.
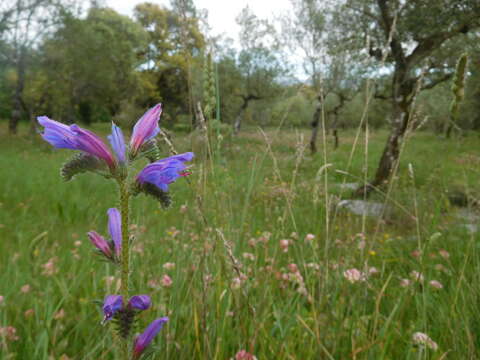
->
[37,117,116,170]
[102,294,153,339]
[133,152,194,208]
[87,208,122,262]
[136,153,194,192]
[37,103,165,178]
[102,294,151,323]
[132,317,169,359]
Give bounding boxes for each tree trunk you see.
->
[332,128,339,150]
[309,102,322,154]
[233,98,249,135]
[29,111,37,135]
[10,108,21,134]
[445,122,453,139]
[331,112,340,150]
[233,111,244,134]
[444,113,459,139]
[356,67,413,196]
[9,49,26,134]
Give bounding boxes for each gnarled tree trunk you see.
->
[331,115,339,150]
[356,65,414,196]
[309,99,322,154]
[9,48,26,134]
[233,94,260,135]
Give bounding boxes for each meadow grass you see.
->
[0,123,479,359]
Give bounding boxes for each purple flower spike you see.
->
[108,123,126,163]
[128,295,151,311]
[107,208,122,257]
[37,117,116,170]
[136,152,194,192]
[102,295,123,323]
[87,231,112,258]
[133,317,169,359]
[130,104,162,156]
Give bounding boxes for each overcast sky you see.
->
[106,0,293,43]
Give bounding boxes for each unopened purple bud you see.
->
[130,104,162,157]
[136,152,194,192]
[87,231,112,258]
[133,317,169,359]
[128,295,151,311]
[107,208,122,257]
[108,123,126,163]
[102,295,123,323]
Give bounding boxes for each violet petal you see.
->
[133,317,169,359]
[128,295,151,311]
[130,104,162,156]
[107,123,126,163]
[107,208,122,257]
[102,295,123,323]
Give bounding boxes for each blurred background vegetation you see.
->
[0,0,478,137]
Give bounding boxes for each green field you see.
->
[1,124,479,359]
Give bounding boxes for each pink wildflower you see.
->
[24,309,35,318]
[343,268,365,283]
[438,249,450,259]
[304,233,315,243]
[279,239,290,252]
[429,280,443,289]
[161,274,173,288]
[163,262,176,270]
[235,350,258,360]
[0,326,19,341]
[288,263,299,273]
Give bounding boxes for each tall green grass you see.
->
[0,124,479,359]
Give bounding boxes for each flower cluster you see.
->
[412,332,438,351]
[38,104,193,203]
[101,294,167,355]
[38,104,193,359]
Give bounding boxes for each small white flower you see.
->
[410,271,424,283]
[162,262,176,270]
[412,332,438,351]
[429,280,443,289]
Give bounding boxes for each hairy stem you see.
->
[119,178,131,359]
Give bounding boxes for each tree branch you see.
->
[421,72,453,91]
[406,19,479,67]
[376,0,405,65]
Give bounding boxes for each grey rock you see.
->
[337,200,389,218]
[336,182,360,191]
